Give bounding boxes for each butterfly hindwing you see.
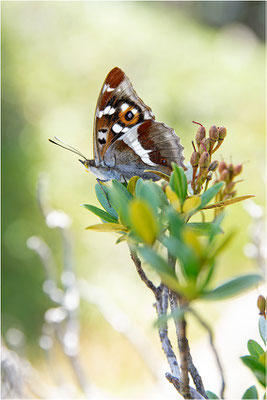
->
[104,119,185,180]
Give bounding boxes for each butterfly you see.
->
[49,67,185,182]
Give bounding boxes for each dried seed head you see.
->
[218,126,227,140]
[218,161,227,173]
[195,126,206,146]
[220,169,230,182]
[209,125,219,142]
[257,295,266,316]
[190,151,200,167]
[234,164,243,176]
[209,160,219,172]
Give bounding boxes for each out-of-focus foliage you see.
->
[2,1,265,397]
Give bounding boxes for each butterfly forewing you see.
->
[93,67,155,164]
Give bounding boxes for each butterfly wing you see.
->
[93,67,155,165]
[104,119,185,180]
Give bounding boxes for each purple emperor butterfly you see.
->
[49,67,185,181]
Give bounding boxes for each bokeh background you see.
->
[2,1,265,399]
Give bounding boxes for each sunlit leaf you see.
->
[86,223,128,233]
[165,185,181,212]
[129,199,159,245]
[202,274,262,301]
[82,204,118,223]
[202,195,255,210]
[247,339,264,358]
[116,234,128,244]
[127,176,140,195]
[183,196,201,213]
[242,385,258,400]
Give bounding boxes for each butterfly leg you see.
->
[96,178,112,207]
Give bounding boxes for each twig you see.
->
[129,247,162,301]
[154,285,181,378]
[166,373,206,400]
[168,253,207,399]
[189,307,225,399]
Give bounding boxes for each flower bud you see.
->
[199,152,210,169]
[224,181,235,194]
[257,295,266,316]
[218,161,227,173]
[195,126,206,146]
[190,151,200,167]
[209,125,219,142]
[209,160,219,172]
[234,164,243,176]
[220,169,230,182]
[199,138,210,154]
[218,126,227,141]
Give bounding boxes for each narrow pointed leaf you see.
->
[202,195,255,210]
[187,222,223,236]
[183,196,201,213]
[82,204,118,223]
[127,176,140,195]
[144,169,170,182]
[86,223,128,233]
[202,274,262,301]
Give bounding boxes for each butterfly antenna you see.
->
[48,136,87,160]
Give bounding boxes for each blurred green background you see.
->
[2,1,265,398]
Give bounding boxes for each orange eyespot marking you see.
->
[119,106,139,126]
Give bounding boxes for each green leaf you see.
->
[167,208,184,239]
[138,246,180,292]
[129,199,159,245]
[95,183,118,219]
[241,355,266,387]
[82,204,118,223]
[206,390,219,399]
[242,386,258,400]
[170,163,187,204]
[198,182,224,210]
[187,222,223,236]
[248,340,264,358]
[109,180,133,227]
[259,315,266,345]
[202,274,262,301]
[162,235,200,279]
[86,223,128,233]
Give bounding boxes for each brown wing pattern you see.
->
[93,67,155,164]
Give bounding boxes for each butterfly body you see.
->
[50,67,185,182]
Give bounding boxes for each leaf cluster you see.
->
[83,165,261,303]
